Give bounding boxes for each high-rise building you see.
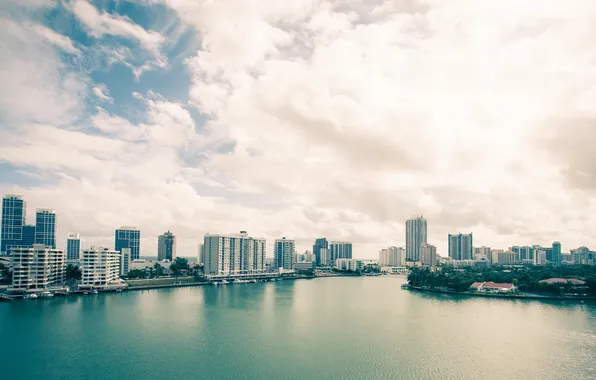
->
[9,244,65,291]
[22,225,35,248]
[34,209,56,248]
[329,241,352,261]
[80,246,121,290]
[571,247,590,265]
[120,248,131,276]
[420,244,437,267]
[511,246,535,261]
[379,246,405,267]
[552,241,562,267]
[313,238,328,265]
[157,231,176,261]
[319,248,331,265]
[474,246,492,262]
[497,251,520,265]
[406,216,427,261]
[66,233,83,262]
[197,243,204,266]
[274,237,295,270]
[1,195,27,254]
[203,231,266,275]
[115,227,140,260]
[448,233,473,260]
[335,259,364,271]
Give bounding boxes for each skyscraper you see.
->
[34,209,56,248]
[379,246,405,267]
[80,246,120,290]
[552,241,562,267]
[1,195,26,254]
[448,233,473,260]
[22,225,35,248]
[197,243,204,266]
[66,233,83,262]
[274,237,295,270]
[406,216,427,261]
[313,238,328,265]
[420,244,437,268]
[157,231,176,261]
[115,227,140,260]
[203,231,266,275]
[329,241,352,261]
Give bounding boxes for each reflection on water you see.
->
[1,276,595,380]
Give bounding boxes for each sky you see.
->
[1,0,596,259]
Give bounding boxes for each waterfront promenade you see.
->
[405,285,596,302]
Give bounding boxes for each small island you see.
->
[406,265,596,300]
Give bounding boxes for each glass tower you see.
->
[1,195,27,254]
[115,227,140,260]
[67,233,83,261]
[313,238,328,265]
[406,216,427,261]
[34,209,57,248]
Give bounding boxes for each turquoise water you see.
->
[1,276,595,380]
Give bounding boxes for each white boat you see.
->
[25,294,38,299]
[42,292,54,298]
[221,280,229,285]
[250,279,257,283]
[92,290,98,294]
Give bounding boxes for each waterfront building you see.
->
[115,226,140,260]
[203,231,266,275]
[80,246,120,290]
[448,233,473,260]
[469,282,516,293]
[274,237,295,270]
[1,194,27,254]
[313,238,329,265]
[319,248,331,265]
[34,208,56,248]
[294,261,315,271]
[335,258,364,271]
[552,241,562,267]
[157,231,176,261]
[66,233,83,262]
[406,216,427,261]
[9,244,65,292]
[295,250,314,263]
[379,246,405,267]
[330,241,352,261]
[197,243,204,266]
[420,244,437,268]
[120,247,131,276]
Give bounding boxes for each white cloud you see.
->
[71,0,167,70]
[92,84,113,102]
[4,0,596,258]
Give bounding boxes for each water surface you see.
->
[1,276,595,380]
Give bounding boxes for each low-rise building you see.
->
[80,246,120,290]
[335,259,363,271]
[294,261,315,271]
[469,282,516,293]
[9,245,65,292]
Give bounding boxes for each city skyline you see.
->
[2,1,595,260]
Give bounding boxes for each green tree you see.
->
[65,264,82,281]
[170,257,190,277]
[0,263,11,285]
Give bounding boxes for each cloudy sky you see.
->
[1,0,595,258]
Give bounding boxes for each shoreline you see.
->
[406,285,596,302]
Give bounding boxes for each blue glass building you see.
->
[115,227,140,260]
[67,233,82,261]
[313,238,328,265]
[34,209,56,248]
[22,225,35,248]
[1,195,27,254]
[552,241,562,267]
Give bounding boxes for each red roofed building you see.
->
[469,282,517,293]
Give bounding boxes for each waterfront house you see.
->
[469,282,516,293]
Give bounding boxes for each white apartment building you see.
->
[379,246,405,267]
[319,248,331,265]
[420,244,437,267]
[120,247,131,276]
[10,244,65,292]
[335,259,364,271]
[203,231,266,275]
[80,246,121,290]
[275,237,295,270]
